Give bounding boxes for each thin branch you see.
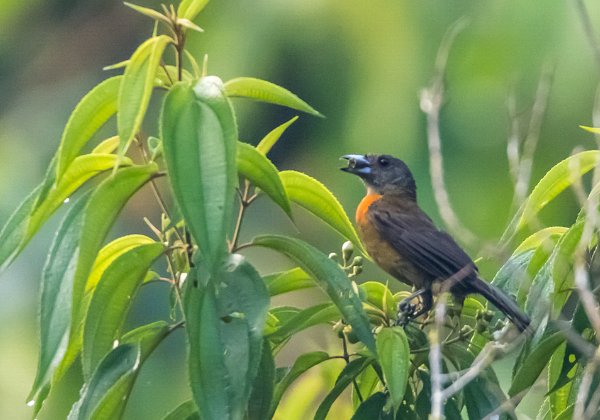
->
[511,65,554,208]
[420,17,479,248]
[428,294,447,420]
[572,0,600,70]
[230,180,251,252]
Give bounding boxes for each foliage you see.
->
[2,1,600,419]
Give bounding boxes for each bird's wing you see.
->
[369,204,477,282]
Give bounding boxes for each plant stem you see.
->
[230,180,251,252]
[341,333,364,403]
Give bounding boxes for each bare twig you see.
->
[420,17,479,248]
[576,348,600,419]
[428,294,447,420]
[510,65,554,208]
[572,0,600,70]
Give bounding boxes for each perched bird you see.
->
[341,154,530,332]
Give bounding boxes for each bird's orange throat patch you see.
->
[356,192,382,224]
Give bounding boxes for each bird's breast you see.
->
[357,209,426,289]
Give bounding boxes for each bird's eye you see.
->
[378,157,389,166]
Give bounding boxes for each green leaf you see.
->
[82,243,164,378]
[247,339,275,420]
[351,392,389,420]
[68,344,141,420]
[120,321,171,356]
[51,164,158,384]
[550,222,583,315]
[185,284,229,420]
[263,267,314,296]
[71,164,158,330]
[279,170,366,255]
[28,193,89,412]
[29,154,132,240]
[514,226,568,254]
[124,2,170,25]
[525,222,583,322]
[256,116,298,155]
[118,35,172,158]
[155,65,193,89]
[185,254,270,420]
[352,365,382,409]
[86,234,156,292]
[57,76,122,179]
[161,79,238,271]
[270,351,331,417]
[252,234,376,356]
[376,327,410,412]
[91,136,120,154]
[517,150,600,231]
[314,357,372,420]
[237,142,291,216]
[177,0,209,21]
[360,281,396,319]
[267,303,340,345]
[509,330,565,397]
[0,185,41,270]
[163,400,200,420]
[224,77,323,117]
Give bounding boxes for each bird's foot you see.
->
[395,299,420,327]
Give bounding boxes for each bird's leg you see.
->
[396,289,433,325]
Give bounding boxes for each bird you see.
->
[341,153,530,332]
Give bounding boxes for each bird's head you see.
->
[341,154,417,199]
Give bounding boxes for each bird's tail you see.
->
[470,277,531,332]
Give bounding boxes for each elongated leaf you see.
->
[186,254,269,420]
[121,321,171,355]
[51,164,158,384]
[509,330,565,397]
[237,142,291,216]
[68,344,140,420]
[163,400,200,420]
[124,2,171,24]
[270,351,331,417]
[352,392,389,420]
[515,227,568,254]
[86,234,155,291]
[517,150,600,231]
[177,0,209,21]
[252,234,376,355]
[314,357,372,420]
[29,154,132,239]
[185,284,229,420]
[352,365,381,409]
[360,281,396,319]
[57,76,122,179]
[263,267,314,296]
[82,243,164,378]
[551,222,583,315]
[256,116,298,155]
[156,65,193,89]
[224,77,322,117]
[28,193,89,412]
[268,303,340,345]
[161,79,238,271]
[376,327,409,412]
[0,185,41,270]
[247,339,275,420]
[91,136,120,155]
[279,170,366,255]
[118,35,172,157]
[71,164,157,328]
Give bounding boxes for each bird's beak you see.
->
[340,154,372,176]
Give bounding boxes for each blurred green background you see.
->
[1,0,600,418]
